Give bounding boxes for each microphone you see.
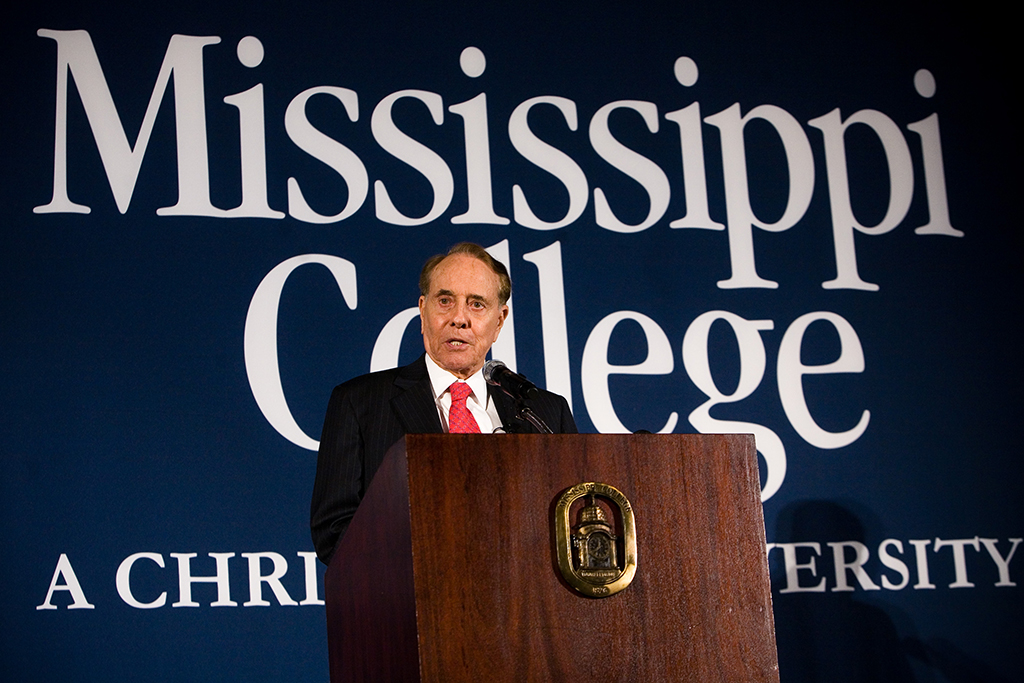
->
[483,360,539,400]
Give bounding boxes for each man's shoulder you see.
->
[534,387,575,421]
[489,382,577,434]
[335,366,400,391]
[331,355,427,395]
[521,383,571,407]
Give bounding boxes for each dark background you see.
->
[2,1,1020,680]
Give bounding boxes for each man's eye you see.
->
[438,297,451,305]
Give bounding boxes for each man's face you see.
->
[419,253,509,379]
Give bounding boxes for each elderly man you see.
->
[310,243,577,564]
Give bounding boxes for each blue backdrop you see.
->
[2,1,1020,681]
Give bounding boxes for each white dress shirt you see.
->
[423,354,504,433]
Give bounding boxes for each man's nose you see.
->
[450,301,470,327]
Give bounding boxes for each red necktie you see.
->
[448,382,481,434]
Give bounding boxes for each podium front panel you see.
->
[402,433,777,683]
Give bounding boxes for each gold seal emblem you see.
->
[554,483,637,597]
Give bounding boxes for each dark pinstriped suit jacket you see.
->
[310,354,577,563]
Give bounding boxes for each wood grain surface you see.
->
[327,433,779,682]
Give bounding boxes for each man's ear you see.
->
[497,304,509,328]
[418,296,426,332]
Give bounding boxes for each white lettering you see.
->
[589,100,670,233]
[116,552,167,609]
[509,96,588,230]
[909,539,936,589]
[171,552,236,607]
[37,554,95,610]
[484,240,518,371]
[878,539,910,590]
[370,308,421,372]
[828,541,880,591]
[934,536,980,588]
[298,552,325,605]
[704,104,815,289]
[223,61,284,218]
[979,537,1021,587]
[777,311,870,448]
[35,30,222,216]
[523,241,572,409]
[242,552,297,606]
[907,112,962,237]
[372,90,453,225]
[285,87,368,223]
[581,311,678,434]
[245,255,358,450]
[449,91,509,225]
[808,109,914,291]
[665,102,724,230]
[449,47,506,225]
[682,310,786,500]
[770,542,827,593]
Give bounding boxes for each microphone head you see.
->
[483,359,506,384]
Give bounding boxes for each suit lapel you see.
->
[391,355,444,434]
[390,355,537,434]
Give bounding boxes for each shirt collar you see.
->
[424,353,488,405]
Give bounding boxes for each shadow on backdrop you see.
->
[902,637,1015,683]
[771,500,916,683]
[771,500,1016,682]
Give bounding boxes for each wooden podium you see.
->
[325,433,779,682]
